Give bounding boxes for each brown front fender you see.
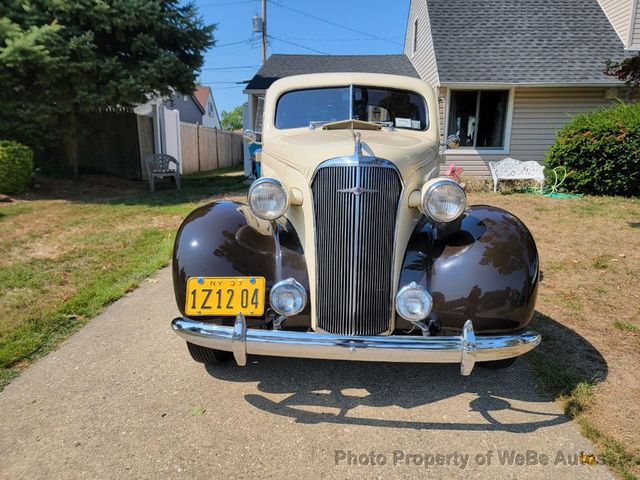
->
[172,200,310,328]
[399,206,540,333]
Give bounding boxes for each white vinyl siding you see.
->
[404,0,439,88]
[597,0,634,46]
[440,87,615,177]
[631,0,640,47]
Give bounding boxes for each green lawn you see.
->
[0,166,247,390]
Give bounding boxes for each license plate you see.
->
[185,277,266,316]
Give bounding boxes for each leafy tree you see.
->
[0,0,215,175]
[604,55,640,87]
[221,102,246,131]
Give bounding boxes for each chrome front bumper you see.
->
[172,314,541,376]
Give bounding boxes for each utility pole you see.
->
[261,0,267,64]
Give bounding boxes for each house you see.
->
[405,0,636,175]
[135,86,220,127]
[244,0,636,176]
[194,85,222,129]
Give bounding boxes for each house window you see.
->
[447,90,509,149]
[413,19,418,53]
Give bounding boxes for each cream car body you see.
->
[171,72,541,375]
[261,73,440,332]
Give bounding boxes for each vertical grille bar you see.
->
[311,163,402,335]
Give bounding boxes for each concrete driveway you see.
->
[0,268,613,480]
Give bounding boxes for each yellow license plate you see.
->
[185,277,266,316]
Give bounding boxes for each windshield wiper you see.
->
[308,119,348,130]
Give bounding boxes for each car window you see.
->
[275,87,350,129]
[353,86,428,131]
[275,85,428,130]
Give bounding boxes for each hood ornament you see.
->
[337,131,377,195]
[352,130,362,158]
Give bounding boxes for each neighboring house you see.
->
[135,86,220,127]
[194,85,222,129]
[163,91,205,125]
[244,0,637,176]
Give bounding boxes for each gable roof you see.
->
[425,0,632,85]
[245,54,420,90]
[194,85,211,110]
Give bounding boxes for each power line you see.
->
[201,65,260,71]
[215,40,250,48]
[267,35,329,55]
[276,34,404,43]
[203,80,250,84]
[211,85,249,90]
[199,0,257,8]
[267,1,402,46]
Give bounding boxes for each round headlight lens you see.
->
[395,282,433,321]
[423,180,466,223]
[269,278,307,317]
[248,178,288,221]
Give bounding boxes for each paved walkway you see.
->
[0,268,613,479]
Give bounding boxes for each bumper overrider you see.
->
[172,314,541,376]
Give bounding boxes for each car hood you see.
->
[261,128,439,182]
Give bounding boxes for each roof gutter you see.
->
[441,81,627,88]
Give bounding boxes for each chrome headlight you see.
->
[421,178,466,223]
[395,282,433,321]
[248,178,288,221]
[269,278,307,317]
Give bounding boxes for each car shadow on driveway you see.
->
[204,313,606,434]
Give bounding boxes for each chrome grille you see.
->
[311,162,402,335]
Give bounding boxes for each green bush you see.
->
[546,101,640,196]
[0,141,34,194]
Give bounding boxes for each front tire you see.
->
[186,342,231,365]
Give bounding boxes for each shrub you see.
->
[546,101,640,196]
[0,141,34,194]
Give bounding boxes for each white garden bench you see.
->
[488,158,545,192]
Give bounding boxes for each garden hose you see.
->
[525,166,583,198]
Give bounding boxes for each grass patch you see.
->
[613,320,638,332]
[0,167,246,390]
[0,203,33,220]
[593,255,612,270]
[529,315,640,479]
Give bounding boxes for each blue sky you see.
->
[195,0,411,114]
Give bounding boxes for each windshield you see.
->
[275,85,428,130]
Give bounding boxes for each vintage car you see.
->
[171,73,541,375]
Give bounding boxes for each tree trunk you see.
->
[62,110,79,177]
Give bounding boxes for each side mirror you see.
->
[243,129,261,145]
[445,134,461,150]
